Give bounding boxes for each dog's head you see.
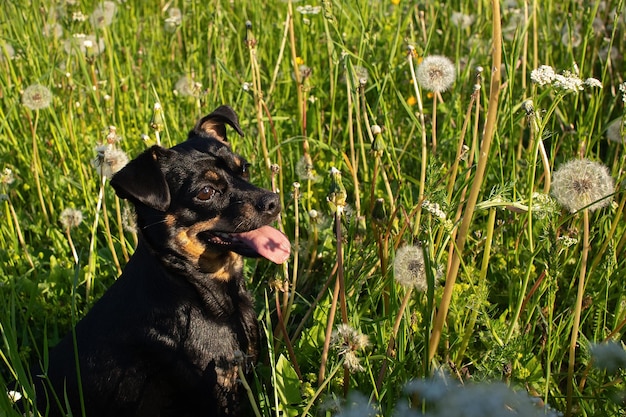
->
[110,106,290,278]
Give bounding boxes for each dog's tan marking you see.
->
[164,213,176,227]
[215,365,238,389]
[204,170,221,182]
[197,121,231,146]
[232,156,243,169]
[173,219,243,281]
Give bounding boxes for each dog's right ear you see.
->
[110,146,171,212]
[193,105,244,144]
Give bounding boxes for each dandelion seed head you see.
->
[22,84,53,110]
[416,55,456,93]
[299,64,312,79]
[174,75,203,98]
[551,158,614,213]
[122,205,137,233]
[561,24,582,48]
[90,1,116,28]
[342,351,365,373]
[450,11,475,29]
[606,118,626,144]
[64,34,105,56]
[164,7,182,32]
[331,324,369,373]
[43,22,63,39]
[93,145,129,179]
[296,154,319,182]
[394,245,427,291]
[60,208,84,229]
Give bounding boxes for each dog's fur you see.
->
[30,106,290,417]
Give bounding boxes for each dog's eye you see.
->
[197,186,217,201]
[241,163,251,179]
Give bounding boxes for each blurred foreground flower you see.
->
[551,159,614,213]
[396,373,561,417]
[590,341,626,373]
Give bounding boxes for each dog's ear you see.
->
[194,105,244,144]
[110,146,171,212]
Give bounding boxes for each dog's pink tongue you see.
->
[239,226,291,264]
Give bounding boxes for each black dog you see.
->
[30,106,290,417]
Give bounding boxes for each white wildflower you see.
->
[584,77,602,88]
[530,65,556,86]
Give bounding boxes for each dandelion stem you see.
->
[429,0,501,361]
[456,207,496,365]
[6,199,34,269]
[102,190,122,275]
[345,71,363,222]
[27,111,50,224]
[274,290,302,380]
[86,176,107,300]
[376,287,413,392]
[65,226,79,265]
[407,48,427,237]
[318,263,341,385]
[566,208,590,417]
[431,94,438,153]
[590,191,624,274]
[237,365,262,417]
[285,183,300,327]
[446,88,478,204]
[114,196,129,262]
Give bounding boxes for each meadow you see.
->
[1,0,625,415]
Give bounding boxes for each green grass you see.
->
[1,0,625,416]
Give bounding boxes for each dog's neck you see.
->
[133,237,252,315]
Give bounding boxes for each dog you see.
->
[29,106,290,417]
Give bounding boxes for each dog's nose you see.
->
[256,193,281,217]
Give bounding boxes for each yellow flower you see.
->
[391,0,400,5]
[296,56,304,66]
[407,96,417,106]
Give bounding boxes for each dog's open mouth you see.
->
[203,226,291,264]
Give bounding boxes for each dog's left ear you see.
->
[194,105,244,144]
[110,146,172,212]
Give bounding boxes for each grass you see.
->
[1,0,626,415]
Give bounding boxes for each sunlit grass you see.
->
[1,0,625,416]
